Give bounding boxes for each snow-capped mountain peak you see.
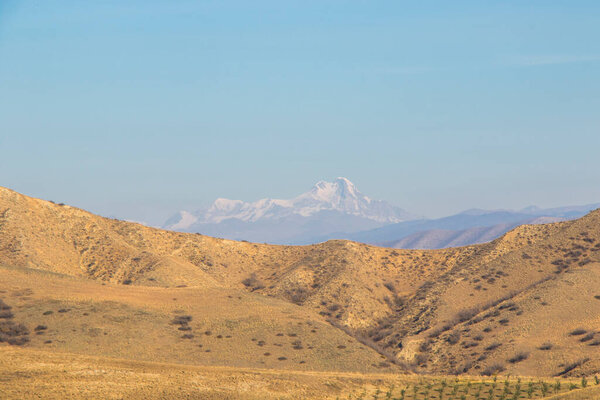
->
[164,178,415,232]
[307,177,362,204]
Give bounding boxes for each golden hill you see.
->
[1,185,600,384]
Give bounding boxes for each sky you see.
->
[1,0,599,225]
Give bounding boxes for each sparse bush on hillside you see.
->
[0,321,30,346]
[481,363,505,376]
[383,282,396,292]
[579,333,595,342]
[327,303,341,312]
[484,342,501,351]
[428,324,451,338]
[446,331,460,345]
[457,308,479,323]
[418,340,431,352]
[508,352,529,364]
[538,342,553,350]
[569,328,587,336]
[181,334,194,339]
[171,315,192,325]
[241,273,265,291]
[0,299,11,311]
[556,358,590,376]
[288,287,309,305]
[413,352,428,366]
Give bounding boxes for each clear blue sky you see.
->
[1,1,599,224]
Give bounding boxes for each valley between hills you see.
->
[1,185,600,399]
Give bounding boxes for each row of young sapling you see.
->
[342,375,599,400]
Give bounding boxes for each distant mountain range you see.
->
[332,205,600,249]
[163,177,416,244]
[163,178,600,248]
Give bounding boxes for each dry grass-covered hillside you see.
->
[1,185,600,398]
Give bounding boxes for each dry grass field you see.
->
[1,186,600,398]
[1,347,599,399]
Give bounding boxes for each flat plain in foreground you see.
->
[1,347,599,400]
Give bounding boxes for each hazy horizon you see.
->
[1,1,599,224]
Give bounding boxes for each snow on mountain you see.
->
[163,178,415,235]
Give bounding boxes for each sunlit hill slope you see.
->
[1,186,600,381]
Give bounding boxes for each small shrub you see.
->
[287,287,308,304]
[556,358,590,376]
[181,334,194,339]
[414,352,428,365]
[419,340,431,352]
[0,300,11,311]
[42,311,53,315]
[580,333,595,342]
[0,321,30,346]
[538,342,553,350]
[0,310,14,319]
[241,273,265,291]
[457,308,479,323]
[7,336,29,345]
[171,315,192,325]
[327,303,341,312]
[383,282,396,292]
[508,352,529,364]
[485,342,501,351]
[569,328,587,336]
[482,363,505,376]
[446,331,460,345]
